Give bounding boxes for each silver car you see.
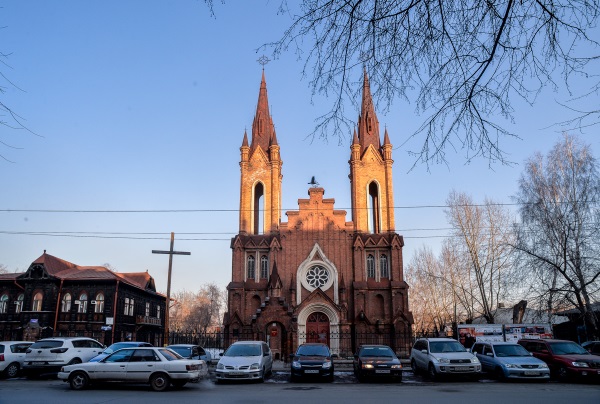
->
[471,341,550,380]
[215,341,272,382]
[0,341,33,378]
[410,338,481,380]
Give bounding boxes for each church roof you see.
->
[357,68,381,154]
[250,70,275,154]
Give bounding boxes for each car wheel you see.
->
[557,366,568,381]
[258,367,265,383]
[4,362,20,378]
[495,367,505,381]
[150,373,170,392]
[427,364,438,381]
[327,373,334,383]
[411,359,419,375]
[289,373,297,383]
[171,380,187,389]
[68,358,82,365]
[69,371,89,390]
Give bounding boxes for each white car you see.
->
[0,341,33,378]
[24,337,104,377]
[410,337,481,380]
[215,341,272,382]
[58,346,207,391]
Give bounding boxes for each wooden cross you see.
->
[152,232,190,346]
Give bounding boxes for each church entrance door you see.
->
[306,312,330,345]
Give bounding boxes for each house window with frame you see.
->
[32,292,43,311]
[247,255,256,280]
[15,294,24,314]
[95,292,104,313]
[260,255,269,280]
[128,298,135,316]
[78,293,88,313]
[366,254,375,278]
[145,302,150,317]
[61,293,72,312]
[0,294,8,313]
[157,305,161,319]
[124,298,131,315]
[380,254,389,278]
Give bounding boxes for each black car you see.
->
[290,343,334,382]
[353,344,403,382]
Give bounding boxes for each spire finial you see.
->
[257,55,271,70]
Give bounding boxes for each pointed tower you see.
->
[238,70,283,235]
[349,69,396,233]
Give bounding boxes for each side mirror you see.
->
[219,352,223,357]
[540,349,549,354]
[421,349,428,354]
[486,352,494,357]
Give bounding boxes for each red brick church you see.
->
[223,70,413,359]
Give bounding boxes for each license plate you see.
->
[228,371,244,376]
[450,367,468,372]
[375,369,391,374]
[305,369,319,374]
[523,371,539,376]
[33,362,45,365]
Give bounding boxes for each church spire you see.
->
[251,70,274,152]
[357,68,381,153]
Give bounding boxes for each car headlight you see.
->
[292,361,301,369]
[572,361,589,368]
[250,363,260,370]
[539,363,549,369]
[362,363,374,369]
[471,357,480,364]
[391,364,402,369]
[436,357,450,363]
[504,363,518,369]
[322,360,332,369]
[216,362,224,370]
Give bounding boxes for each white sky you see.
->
[1,1,598,295]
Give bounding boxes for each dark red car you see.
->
[518,338,600,381]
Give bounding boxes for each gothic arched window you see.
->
[366,255,375,278]
[368,182,380,233]
[15,294,24,314]
[78,293,88,313]
[260,255,269,280]
[95,292,104,313]
[0,294,8,313]
[32,292,43,311]
[380,254,389,278]
[253,183,264,235]
[247,255,256,280]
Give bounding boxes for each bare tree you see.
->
[169,284,227,333]
[513,134,600,338]
[0,264,8,274]
[269,1,599,166]
[446,191,516,323]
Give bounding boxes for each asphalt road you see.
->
[1,370,599,404]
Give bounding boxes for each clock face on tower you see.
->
[306,265,329,289]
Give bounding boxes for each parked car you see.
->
[518,338,600,381]
[215,341,272,382]
[471,341,550,380]
[290,342,334,382]
[166,344,212,362]
[0,341,33,378]
[89,341,153,362]
[410,338,481,380]
[353,344,402,382]
[24,337,104,377]
[581,341,600,356]
[57,346,207,391]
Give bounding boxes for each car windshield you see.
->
[224,344,262,357]
[296,345,330,357]
[169,346,192,357]
[360,347,394,358]
[429,341,466,353]
[159,348,183,361]
[493,344,530,357]
[549,342,588,355]
[30,340,63,349]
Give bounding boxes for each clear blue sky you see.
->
[1,1,598,295]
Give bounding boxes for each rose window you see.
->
[306,266,329,288]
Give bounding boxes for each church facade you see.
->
[224,71,413,359]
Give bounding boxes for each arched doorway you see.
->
[266,322,284,360]
[306,312,330,345]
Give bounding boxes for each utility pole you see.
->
[152,232,190,346]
